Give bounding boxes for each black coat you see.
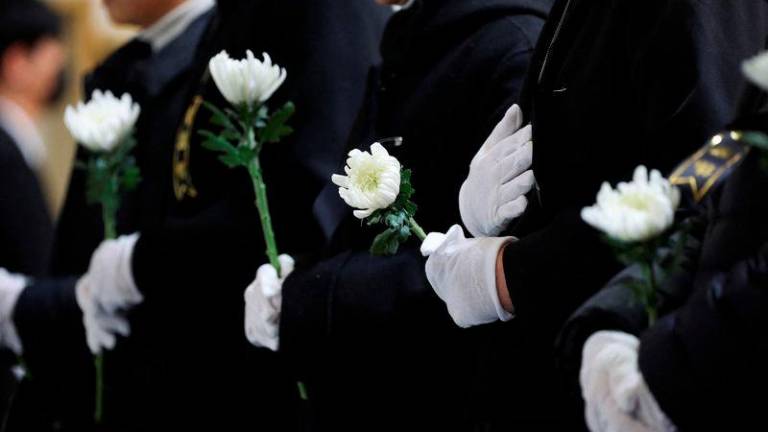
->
[0,127,53,430]
[556,102,768,431]
[279,1,550,430]
[13,1,388,430]
[0,128,52,276]
[637,110,768,431]
[480,0,768,428]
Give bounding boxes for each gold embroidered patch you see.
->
[669,131,750,203]
[173,95,203,201]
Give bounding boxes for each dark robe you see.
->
[279,1,551,430]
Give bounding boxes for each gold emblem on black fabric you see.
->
[669,131,750,203]
[173,95,203,201]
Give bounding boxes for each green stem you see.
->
[297,381,308,401]
[645,257,658,327]
[95,201,116,424]
[102,205,117,241]
[94,354,104,423]
[409,217,427,241]
[247,157,281,276]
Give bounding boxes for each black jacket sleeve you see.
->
[638,242,768,431]
[12,277,94,428]
[554,215,705,375]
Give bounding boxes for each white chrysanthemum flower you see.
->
[209,50,287,108]
[64,90,140,152]
[581,166,680,243]
[332,143,401,219]
[743,50,768,91]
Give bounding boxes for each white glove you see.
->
[76,234,141,355]
[0,269,27,355]
[244,255,294,351]
[421,224,514,328]
[580,331,676,432]
[459,104,535,237]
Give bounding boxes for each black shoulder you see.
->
[0,129,26,164]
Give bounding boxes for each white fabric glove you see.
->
[0,269,27,355]
[421,224,514,328]
[459,104,535,237]
[76,234,141,355]
[244,254,294,351]
[580,331,677,432]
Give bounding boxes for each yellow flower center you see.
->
[353,162,385,193]
[619,192,652,212]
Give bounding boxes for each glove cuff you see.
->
[117,233,142,304]
[0,269,28,355]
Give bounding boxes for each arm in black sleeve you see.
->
[638,242,768,431]
[555,214,705,374]
[13,276,93,428]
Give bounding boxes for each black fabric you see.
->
[13,1,388,430]
[636,120,768,430]
[479,0,768,428]
[0,127,53,431]
[280,1,550,430]
[0,129,52,277]
[11,276,81,431]
[554,98,768,430]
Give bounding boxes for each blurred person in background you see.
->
[0,0,64,427]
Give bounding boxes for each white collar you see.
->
[393,0,416,12]
[138,0,215,52]
[0,97,46,170]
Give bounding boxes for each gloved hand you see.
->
[76,234,142,355]
[0,269,27,354]
[244,254,294,351]
[580,331,676,432]
[421,224,514,328]
[459,104,535,237]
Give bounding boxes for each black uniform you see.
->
[0,127,53,430]
[0,129,52,278]
[557,89,768,430]
[477,0,768,428]
[279,1,551,430]
[0,0,61,424]
[13,1,388,430]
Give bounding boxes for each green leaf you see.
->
[199,130,236,152]
[399,169,415,201]
[237,145,257,163]
[218,153,243,168]
[203,101,238,133]
[366,212,383,225]
[120,163,141,191]
[384,211,407,230]
[370,228,402,256]
[258,102,295,144]
[742,131,768,151]
[199,130,246,168]
[402,200,417,218]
